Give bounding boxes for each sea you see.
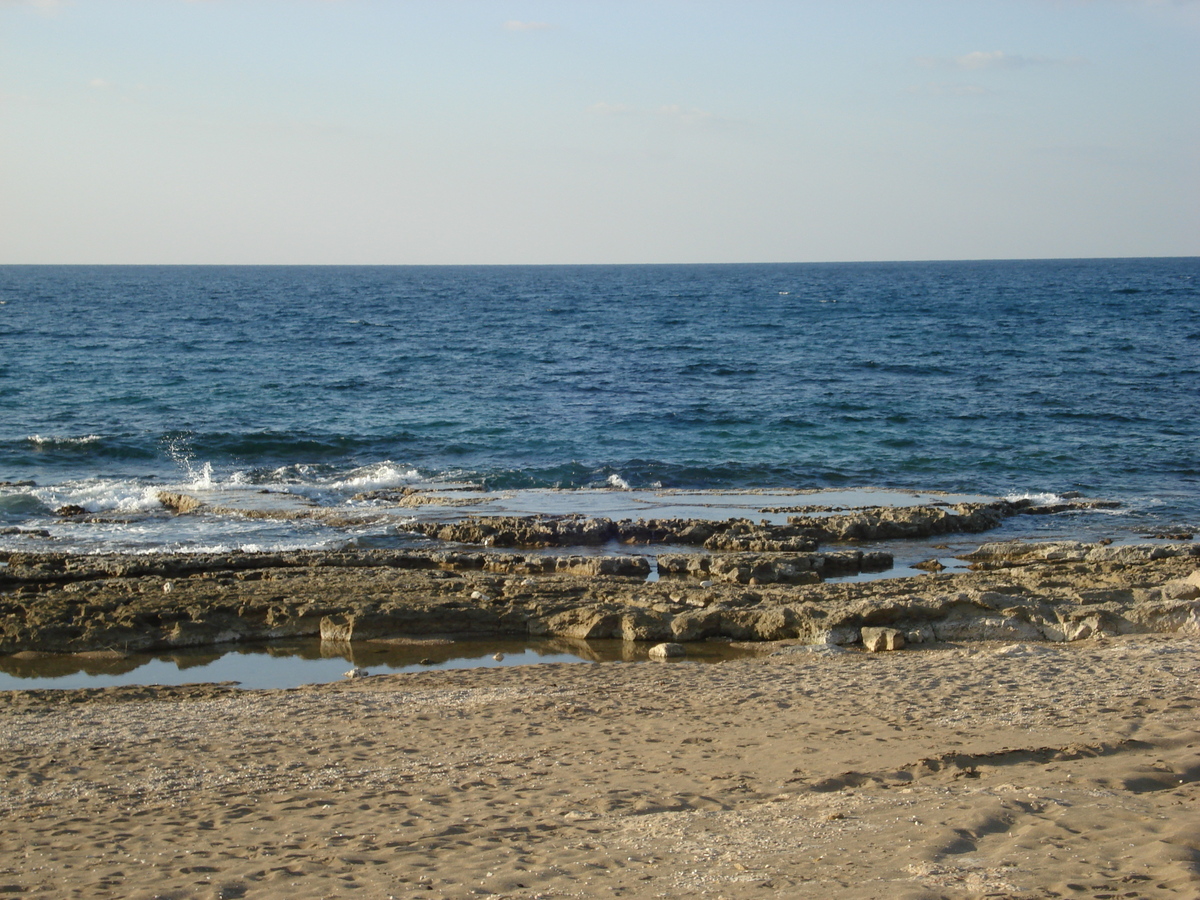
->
[2,258,1198,688]
[1,258,1198,557]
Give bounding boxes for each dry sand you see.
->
[1,635,1197,900]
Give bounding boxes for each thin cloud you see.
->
[957,50,1011,69]
[502,20,552,32]
[917,51,1087,70]
[906,82,989,96]
[656,104,715,125]
[953,50,1081,69]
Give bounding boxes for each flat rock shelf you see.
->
[2,537,1197,658]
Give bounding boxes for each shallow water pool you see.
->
[0,636,761,691]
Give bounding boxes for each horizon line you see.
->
[1,255,1196,268]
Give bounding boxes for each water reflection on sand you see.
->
[0,636,762,691]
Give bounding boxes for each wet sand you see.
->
[2,634,1198,899]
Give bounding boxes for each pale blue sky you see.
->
[1,0,1196,263]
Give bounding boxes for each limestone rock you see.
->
[786,502,1017,541]
[2,544,1199,656]
[811,626,863,646]
[620,610,672,642]
[932,615,1045,643]
[725,606,802,641]
[861,626,905,652]
[666,607,721,642]
[648,642,686,659]
[657,551,890,585]
[553,556,651,579]
[157,492,204,514]
[1160,569,1200,601]
[529,607,621,640]
[320,614,354,643]
[966,541,1199,565]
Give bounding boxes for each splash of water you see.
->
[162,433,215,488]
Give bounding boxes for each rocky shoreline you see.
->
[2,503,1199,898]
[2,502,1198,657]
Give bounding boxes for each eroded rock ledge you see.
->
[1,541,1197,656]
[399,499,1095,549]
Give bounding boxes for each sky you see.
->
[1,0,1197,264]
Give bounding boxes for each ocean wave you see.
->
[1004,491,1065,506]
[26,434,104,446]
[330,462,422,491]
[0,492,52,517]
[13,433,159,463]
[31,480,165,515]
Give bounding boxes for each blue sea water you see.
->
[1,258,1197,554]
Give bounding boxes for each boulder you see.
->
[648,642,686,659]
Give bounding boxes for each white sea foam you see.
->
[26,433,103,446]
[160,433,222,489]
[330,462,421,491]
[33,480,164,514]
[607,473,632,490]
[1005,491,1064,506]
[264,464,316,484]
[186,461,216,490]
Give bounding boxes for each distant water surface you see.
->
[1,259,1197,553]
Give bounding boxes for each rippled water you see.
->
[1,259,1197,552]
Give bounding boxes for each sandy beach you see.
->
[3,499,1199,898]
[2,632,1198,899]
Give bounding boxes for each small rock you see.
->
[912,558,945,572]
[157,491,204,514]
[861,627,906,652]
[344,667,369,679]
[55,504,87,517]
[648,642,687,660]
